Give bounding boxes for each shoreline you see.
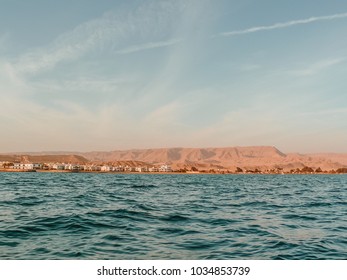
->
[0,169,346,175]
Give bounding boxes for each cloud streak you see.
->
[292,57,346,76]
[116,38,182,54]
[219,12,347,37]
[12,2,182,76]
[13,17,116,75]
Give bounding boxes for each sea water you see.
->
[0,173,346,259]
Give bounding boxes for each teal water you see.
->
[0,173,346,259]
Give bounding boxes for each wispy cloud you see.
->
[32,77,129,93]
[292,57,346,76]
[13,17,116,75]
[219,12,347,37]
[12,2,182,76]
[116,38,182,54]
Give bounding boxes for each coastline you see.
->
[0,168,346,175]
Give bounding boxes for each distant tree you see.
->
[236,167,243,173]
[301,166,314,173]
[3,162,14,168]
[191,166,198,172]
[315,167,322,173]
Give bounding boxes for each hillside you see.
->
[2,146,347,172]
[0,154,89,164]
[308,153,347,166]
[81,146,346,171]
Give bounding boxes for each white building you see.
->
[85,165,101,171]
[101,165,113,172]
[148,167,159,172]
[124,166,131,172]
[52,164,65,170]
[114,166,124,172]
[13,163,25,169]
[12,163,42,170]
[64,164,80,171]
[159,165,172,172]
[32,163,42,169]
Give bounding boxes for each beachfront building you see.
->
[83,165,92,171]
[141,166,149,172]
[159,165,172,172]
[27,163,34,170]
[14,163,20,169]
[12,163,42,170]
[6,161,172,173]
[32,163,43,169]
[84,165,101,171]
[101,165,113,172]
[13,163,23,169]
[64,164,80,171]
[95,166,101,171]
[114,166,124,172]
[52,164,65,170]
[148,167,159,172]
[13,163,29,169]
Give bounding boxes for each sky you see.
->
[0,0,347,153]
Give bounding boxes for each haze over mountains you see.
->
[2,146,346,171]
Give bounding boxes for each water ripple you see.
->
[0,173,346,259]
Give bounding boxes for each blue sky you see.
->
[0,0,346,153]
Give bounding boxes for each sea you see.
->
[0,172,346,260]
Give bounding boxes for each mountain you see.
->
[82,146,284,162]
[81,146,346,171]
[308,153,347,166]
[2,146,346,172]
[0,154,89,164]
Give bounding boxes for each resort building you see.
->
[148,167,159,172]
[52,164,65,170]
[3,160,172,173]
[12,163,42,170]
[64,164,80,171]
[159,165,172,172]
[101,165,113,172]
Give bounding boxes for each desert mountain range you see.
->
[81,146,347,171]
[2,146,346,172]
[0,154,88,164]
